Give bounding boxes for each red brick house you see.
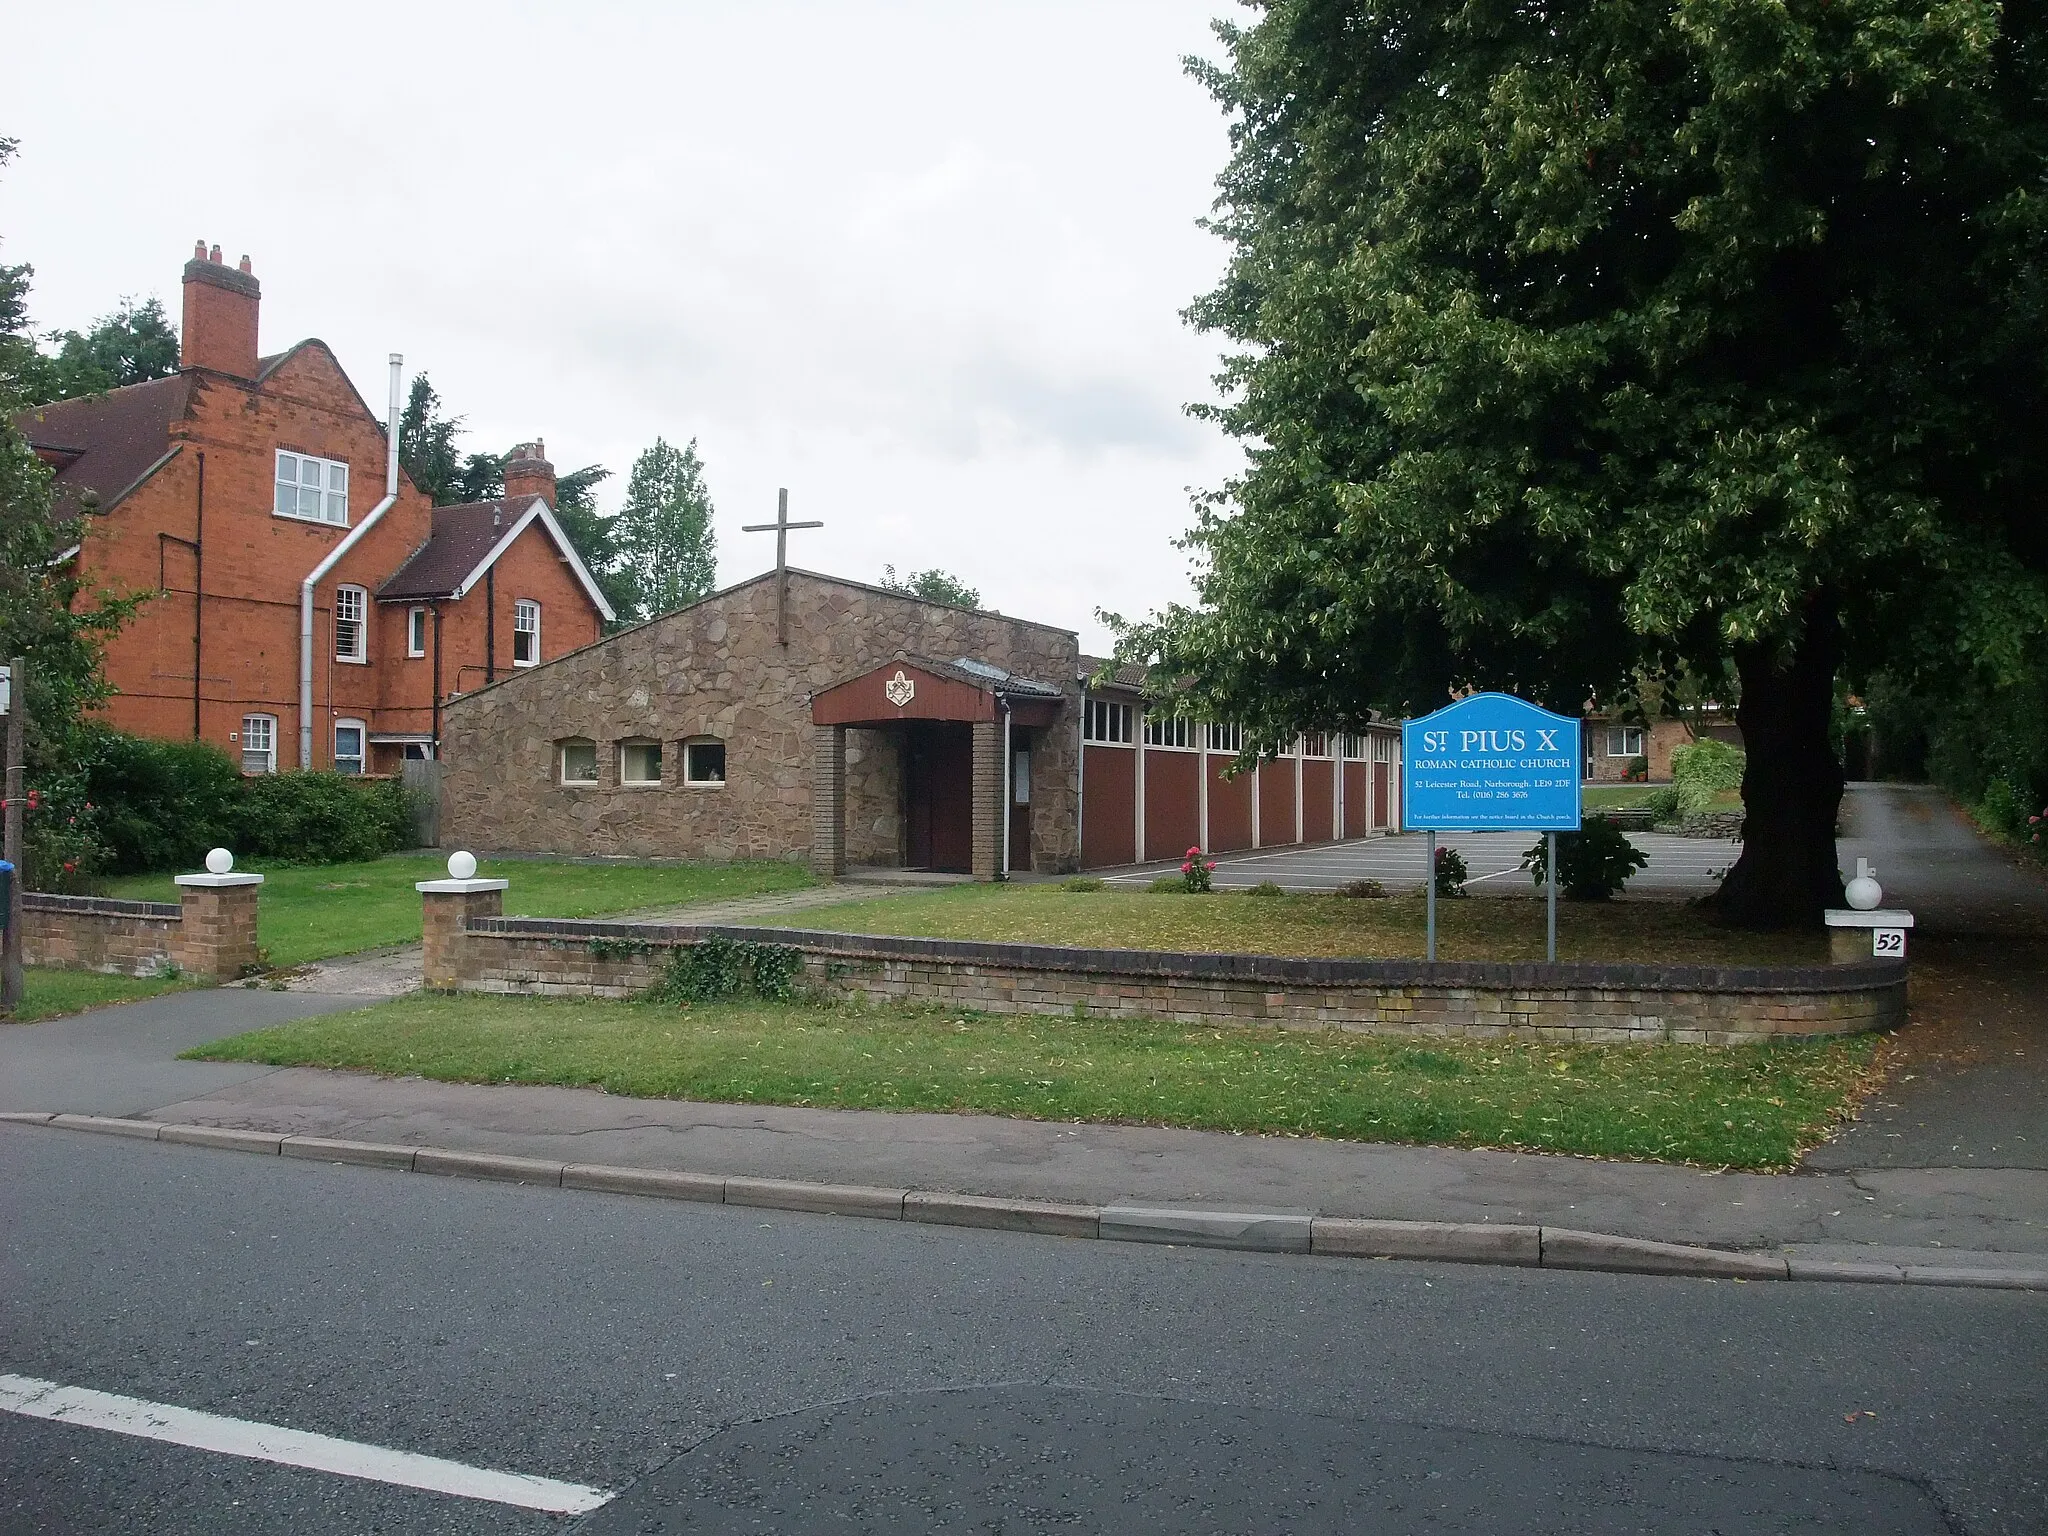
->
[13,243,613,774]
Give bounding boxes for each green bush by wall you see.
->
[1670,738,1745,816]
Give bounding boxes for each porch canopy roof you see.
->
[811,654,1064,729]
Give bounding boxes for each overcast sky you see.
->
[8,1,1245,651]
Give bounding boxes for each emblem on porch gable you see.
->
[883,669,917,708]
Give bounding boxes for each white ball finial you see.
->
[447,851,478,881]
[1845,857,1882,911]
[205,848,234,875]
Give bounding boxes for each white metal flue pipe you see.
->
[299,354,402,768]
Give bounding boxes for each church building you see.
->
[437,567,1402,875]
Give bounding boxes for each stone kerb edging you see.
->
[455,915,1907,1043]
[7,1112,2040,1292]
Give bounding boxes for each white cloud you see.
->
[5,0,1245,647]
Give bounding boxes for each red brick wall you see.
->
[1258,757,1298,846]
[1207,758,1253,853]
[75,346,603,770]
[1141,750,1200,863]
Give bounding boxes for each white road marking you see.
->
[0,1373,612,1515]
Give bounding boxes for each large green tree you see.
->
[0,142,142,776]
[618,436,717,618]
[1116,0,2048,928]
[19,296,179,405]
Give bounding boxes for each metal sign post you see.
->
[2,657,24,1013]
[1425,830,1437,962]
[1546,831,1558,962]
[1401,692,1582,967]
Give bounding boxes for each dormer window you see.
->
[276,450,349,526]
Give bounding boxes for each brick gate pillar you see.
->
[971,719,1003,880]
[811,724,846,878]
[417,856,508,990]
[172,858,265,980]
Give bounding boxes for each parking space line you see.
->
[0,1373,613,1515]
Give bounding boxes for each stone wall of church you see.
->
[844,727,903,866]
[438,570,1082,870]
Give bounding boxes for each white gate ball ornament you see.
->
[1845,857,1883,912]
[447,851,478,881]
[204,848,234,875]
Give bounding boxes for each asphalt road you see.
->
[3,1125,2041,1534]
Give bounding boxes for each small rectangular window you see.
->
[1372,733,1395,764]
[1083,698,1132,744]
[685,741,726,785]
[275,450,349,526]
[560,739,598,783]
[408,607,426,657]
[334,585,367,662]
[513,599,540,666]
[1207,722,1242,754]
[1143,715,1192,749]
[334,721,365,775]
[1301,732,1329,758]
[620,741,662,786]
[241,714,276,775]
[1607,727,1644,757]
[1012,748,1031,805]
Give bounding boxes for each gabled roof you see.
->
[1079,653,1149,692]
[12,373,194,515]
[377,495,616,621]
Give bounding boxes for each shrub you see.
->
[1250,880,1286,897]
[1178,845,1218,894]
[1147,875,1188,893]
[1640,786,1681,823]
[1336,878,1387,899]
[1433,844,1468,898]
[21,784,107,894]
[82,731,243,873]
[1624,754,1649,782]
[1523,818,1649,901]
[650,937,804,1003]
[1671,738,1746,816]
[1060,876,1105,892]
[238,771,412,864]
[1979,777,2036,842]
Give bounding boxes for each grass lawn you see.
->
[188,992,1876,1169]
[105,856,816,969]
[1581,784,1665,808]
[735,884,1826,966]
[8,967,193,1023]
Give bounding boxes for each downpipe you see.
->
[299,354,402,768]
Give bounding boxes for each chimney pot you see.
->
[239,254,252,273]
[208,244,221,263]
[193,238,208,260]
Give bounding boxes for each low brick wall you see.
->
[21,894,181,977]
[445,916,1905,1045]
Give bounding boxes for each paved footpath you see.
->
[3,785,2042,1278]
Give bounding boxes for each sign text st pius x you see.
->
[1402,693,1583,831]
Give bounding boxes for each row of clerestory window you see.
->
[557,737,726,788]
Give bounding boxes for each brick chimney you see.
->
[503,440,556,507]
[180,241,261,380]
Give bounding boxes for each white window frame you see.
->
[334,585,368,663]
[683,738,727,787]
[407,606,427,658]
[1372,733,1396,764]
[619,739,663,787]
[241,714,277,775]
[1083,698,1133,745]
[1207,721,1243,754]
[1143,714,1194,750]
[559,738,598,785]
[1301,732,1330,759]
[512,599,540,667]
[1607,726,1645,758]
[274,450,349,527]
[333,719,366,775]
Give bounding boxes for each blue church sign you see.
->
[1402,694,1582,831]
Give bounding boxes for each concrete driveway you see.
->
[1101,827,1738,899]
